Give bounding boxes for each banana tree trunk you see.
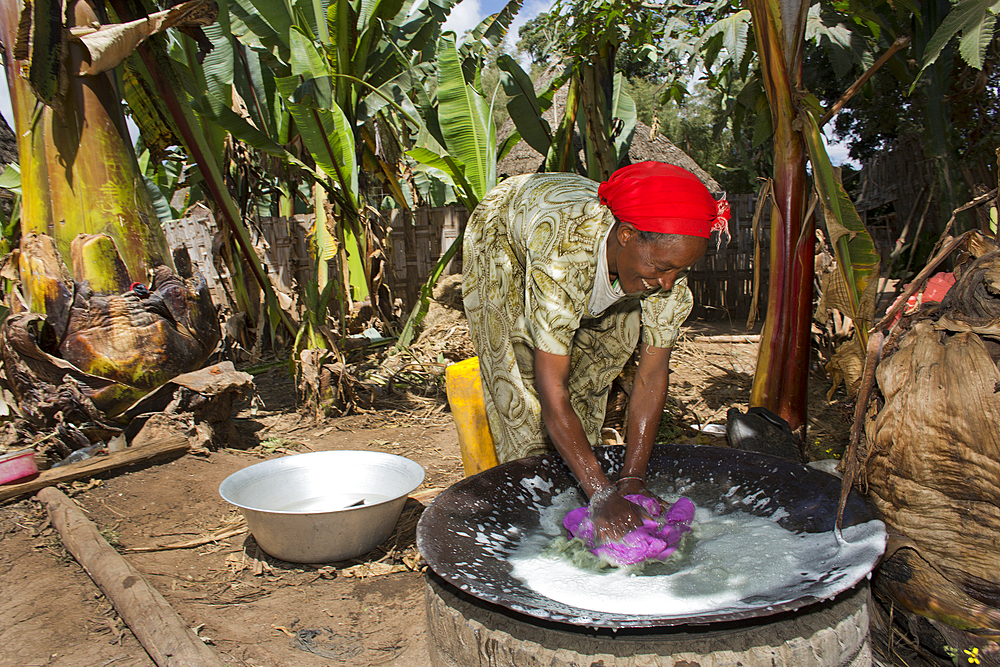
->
[2,0,172,295]
[577,44,618,182]
[748,0,814,433]
[545,75,581,173]
[0,0,220,426]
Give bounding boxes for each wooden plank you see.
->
[414,207,430,280]
[388,209,406,281]
[429,207,444,260]
[0,434,190,504]
[441,207,461,275]
[292,214,314,287]
[38,487,227,667]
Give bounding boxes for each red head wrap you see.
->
[598,162,731,244]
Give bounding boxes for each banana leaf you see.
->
[546,73,580,172]
[434,32,495,203]
[497,54,552,156]
[229,0,293,56]
[611,72,637,166]
[801,103,880,348]
[468,0,523,50]
[281,28,359,209]
[405,95,478,211]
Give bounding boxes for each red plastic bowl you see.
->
[0,448,38,484]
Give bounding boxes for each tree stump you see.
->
[425,573,872,667]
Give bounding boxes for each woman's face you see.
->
[613,226,708,295]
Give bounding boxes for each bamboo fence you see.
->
[162,196,768,323]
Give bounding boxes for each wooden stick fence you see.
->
[161,198,766,322]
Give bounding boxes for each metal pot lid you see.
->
[417,444,885,629]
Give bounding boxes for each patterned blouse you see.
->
[462,173,693,461]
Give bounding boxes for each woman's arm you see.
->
[617,343,672,495]
[535,348,646,541]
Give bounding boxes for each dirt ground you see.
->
[0,318,855,667]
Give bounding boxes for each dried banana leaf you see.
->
[865,251,1000,633]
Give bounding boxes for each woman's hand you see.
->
[615,477,669,515]
[588,486,649,545]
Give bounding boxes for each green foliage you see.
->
[496,53,551,156]
[0,164,21,256]
[434,32,497,203]
[626,78,756,193]
[137,146,184,224]
[610,72,637,166]
[914,0,999,88]
[398,2,526,345]
[515,6,667,78]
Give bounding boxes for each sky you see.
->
[0,0,858,168]
[0,88,11,138]
[443,0,555,48]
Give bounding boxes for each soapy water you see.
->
[275,493,390,512]
[508,487,886,619]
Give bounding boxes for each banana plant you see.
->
[497,54,637,179]
[2,0,208,282]
[407,31,497,208]
[391,2,532,346]
[396,29,501,347]
[499,0,649,181]
[213,0,468,329]
[110,0,297,339]
[404,0,524,203]
[627,0,894,428]
[743,0,814,431]
[704,0,886,425]
[0,0,225,421]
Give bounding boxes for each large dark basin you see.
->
[417,444,885,628]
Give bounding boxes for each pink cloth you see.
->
[563,495,695,566]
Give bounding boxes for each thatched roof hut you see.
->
[495,69,721,195]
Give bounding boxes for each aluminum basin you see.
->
[220,450,425,563]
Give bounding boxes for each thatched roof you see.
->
[496,69,721,195]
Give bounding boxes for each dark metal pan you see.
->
[417,443,885,628]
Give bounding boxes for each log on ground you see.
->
[37,486,226,667]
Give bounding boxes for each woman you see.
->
[463,161,730,543]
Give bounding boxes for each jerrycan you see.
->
[445,357,498,477]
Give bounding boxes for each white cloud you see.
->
[445,0,555,52]
[507,0,555,50]
[822,125,862,169]
[443,0,484,36]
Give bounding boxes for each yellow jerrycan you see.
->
[445,357,498,477]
